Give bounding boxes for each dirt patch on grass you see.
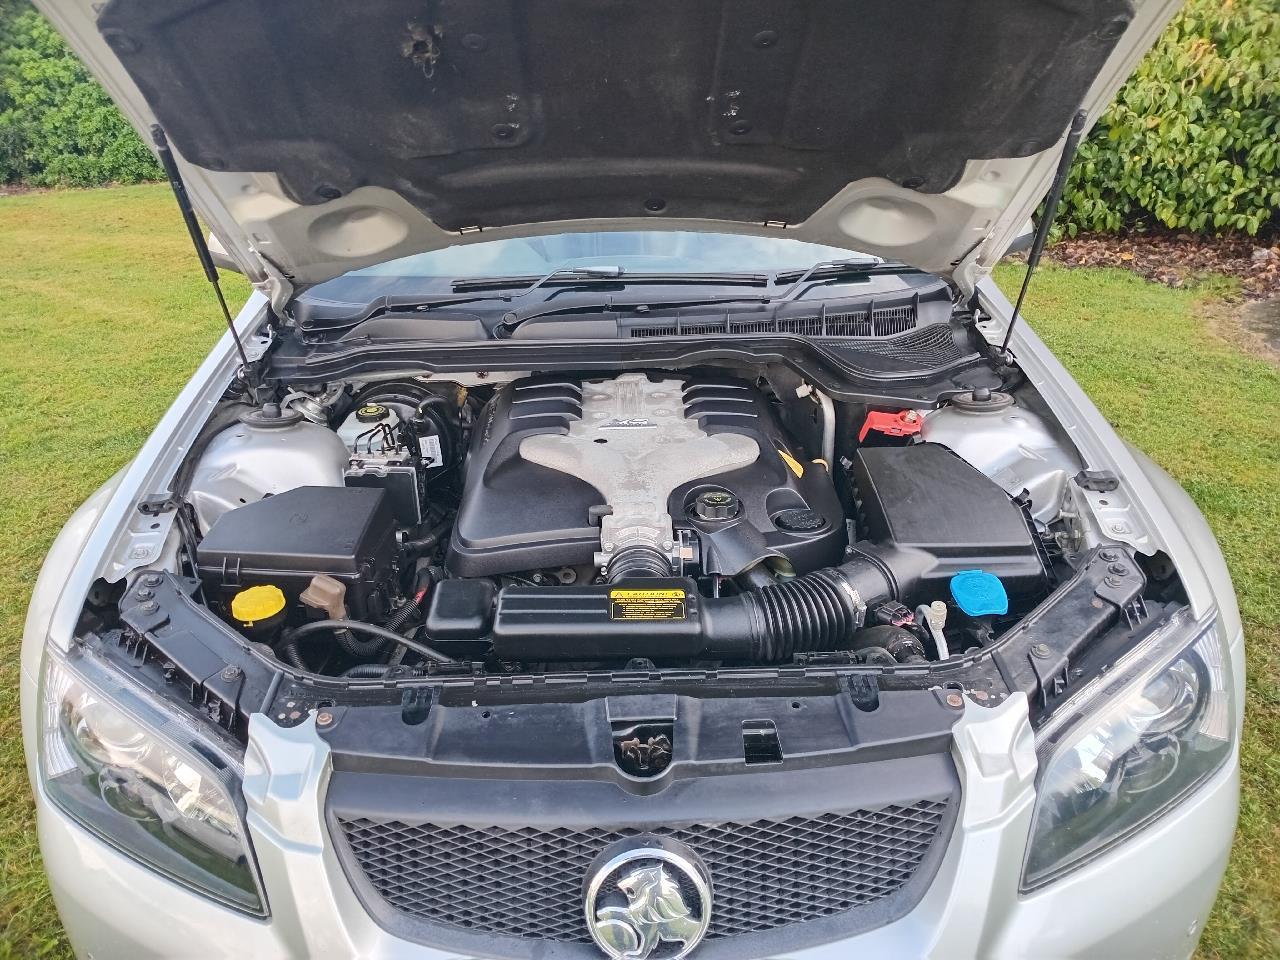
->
[1050,231,1280,300]
[1198,297,1280,368]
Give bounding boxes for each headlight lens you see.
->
[38,648,265,914]
[1022,611,1235,891]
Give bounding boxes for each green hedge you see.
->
[1061,0,1279,236]
[0,4,159,186]
[0,0,1276,236]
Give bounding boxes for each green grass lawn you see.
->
[0,185,1276,958]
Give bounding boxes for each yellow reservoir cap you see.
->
[230,584,286,625]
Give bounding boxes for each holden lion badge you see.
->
[584,838,712,959]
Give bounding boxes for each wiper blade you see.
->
[773,259,923,290]
[348,268,772,321]
[451,267,770,292]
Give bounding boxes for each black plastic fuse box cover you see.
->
[196,486,398,619]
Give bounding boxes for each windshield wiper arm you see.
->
[493,292,776,338]
[352,267,771,320]
[773,258,923,296]
[451,266,770,293]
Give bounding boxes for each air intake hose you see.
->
[702,552,903,661]
[482,544,933,664]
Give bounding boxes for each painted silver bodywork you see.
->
[919,396,1081,528]
[188,413,350,533]
[21,287,1243,958]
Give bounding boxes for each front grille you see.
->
[337,799,950,943]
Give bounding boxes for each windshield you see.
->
[334,231,870,281]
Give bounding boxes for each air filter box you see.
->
[850,443,1046,606]
[196,486,399,620]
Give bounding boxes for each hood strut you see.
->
[1001,111,1088,356]
[151,125,256,385]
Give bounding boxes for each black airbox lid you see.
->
[851,443,1045,600]
[196,486,398,616]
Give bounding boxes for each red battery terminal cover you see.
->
[858,409,923,442]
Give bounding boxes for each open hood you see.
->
[40,0,1182,304]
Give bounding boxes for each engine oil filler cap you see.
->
[949,569,1008,617]
[692,490,741,521]
[230,584,287,626]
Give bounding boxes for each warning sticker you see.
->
[609,588,687,621]
[418,433,442,466]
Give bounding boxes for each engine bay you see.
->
[167,368,1092,681]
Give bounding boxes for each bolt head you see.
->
[1098,549,1120,562]
[1031,642,1051,658]
[945,692,964,708]
[316,711,334,727]
[139,600,159,615]
[220,666,243,682]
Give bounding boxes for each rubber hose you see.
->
[383,596,420,633]
[277,640,308,670]
[698,553,900,662]
[740,567,866,661]
[403,515,453,555]
[340,663,428,679]
[284,618,455,664]
[334,626,387,659]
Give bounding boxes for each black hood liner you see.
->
[99,0,1132,231]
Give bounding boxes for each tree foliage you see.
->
[1061,0,1278,236]
[0,4,159,186]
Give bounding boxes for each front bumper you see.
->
[27,657,1238,960]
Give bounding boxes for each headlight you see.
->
[37,647,265,914]
[1022,610,1235,891]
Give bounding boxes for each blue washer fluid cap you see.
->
[950,570,1009,617]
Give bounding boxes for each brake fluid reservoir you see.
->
[920,389,1081,526]
[187,403,350,532]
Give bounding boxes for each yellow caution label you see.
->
[609,588,687,620]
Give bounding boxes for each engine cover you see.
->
[447,373,845,578]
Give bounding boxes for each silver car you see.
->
[24,1,1241,958]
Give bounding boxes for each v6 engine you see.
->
[447,373,847,582]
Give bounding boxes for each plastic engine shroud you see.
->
[446,374,846,578]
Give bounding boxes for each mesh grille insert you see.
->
[337,799,950,943]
